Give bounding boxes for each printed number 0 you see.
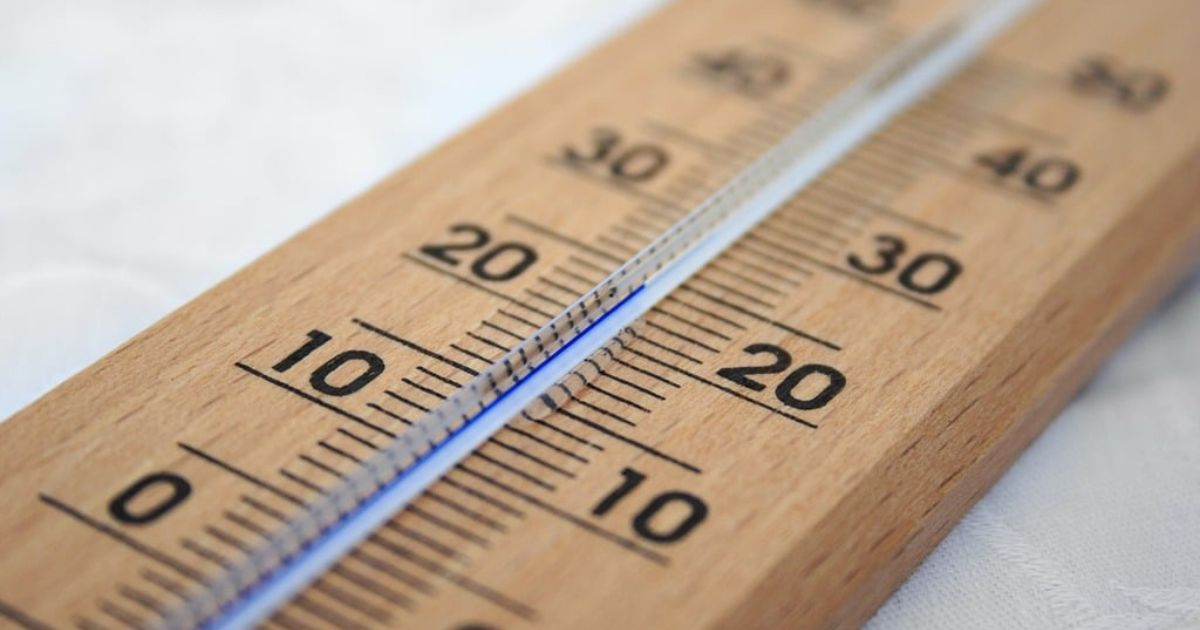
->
[109,472,192,525]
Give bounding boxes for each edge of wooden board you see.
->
[716,145,1200,629]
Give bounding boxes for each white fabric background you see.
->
[1,1,1197,627]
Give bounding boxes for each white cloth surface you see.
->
[1,1,1197,627]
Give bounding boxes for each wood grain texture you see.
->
[1,0,1197,628]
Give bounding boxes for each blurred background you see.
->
[2,1,1197,627]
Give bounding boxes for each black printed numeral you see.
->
[1071,57,1169,112]
[562,128,670,183]
[592,467,708,544]
[420,224,539,282]
[273,329,385,397]
[848,235,962,295]
[975,147,1081,195]
[109,472,192,526]
[694,48,791,97]
[717,343,846,411]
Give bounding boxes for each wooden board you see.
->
[1,0,1197,628]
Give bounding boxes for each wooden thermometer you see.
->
[2,0,1197,628]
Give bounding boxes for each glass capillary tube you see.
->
[167,0,1041,626]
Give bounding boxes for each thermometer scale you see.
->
[1,0,1197,628]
